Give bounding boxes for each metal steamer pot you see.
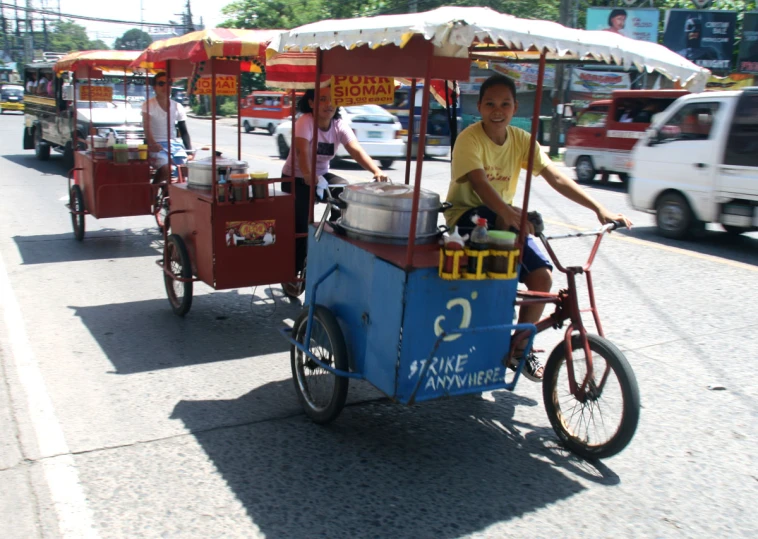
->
[336,182,450,244]
[186,158,248,189]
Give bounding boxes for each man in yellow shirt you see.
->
[445,74,631,381]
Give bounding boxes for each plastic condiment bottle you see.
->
[466,217,489,275]
[443,226,467,274]
[218,171,227,202]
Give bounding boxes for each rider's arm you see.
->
[343,140,388,181]
[177,120,191,150]
[540,164,632,227]
[294,136,314,185]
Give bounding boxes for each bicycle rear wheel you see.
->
[543,334,640,459]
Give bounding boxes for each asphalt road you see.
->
[1,112,757,538]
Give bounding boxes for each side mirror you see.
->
[645,127,659,146]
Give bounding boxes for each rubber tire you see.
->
[575,156,596,183]
[543,334,640,460]
[277,135,289,159]
[70,184,85,241]
[379,159,393,170]
[722,224,750,236]
[34,128,50,161]
[243,120,253,133]
[164,234,193,316]
[154,187,169,233]
[267,123,275,135]
[655,192,694,240]
[290,305,349,424]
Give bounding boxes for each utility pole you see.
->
[548,0,571,157]
[408,0,418,14]
[24,0,33,65]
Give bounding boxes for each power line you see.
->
[0,2,185,27]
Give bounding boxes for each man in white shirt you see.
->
[141,72,192,183]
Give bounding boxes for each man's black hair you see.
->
[478,74,517,103]
[150,72,167,87]
[297,88,342,119]
[608,9,627,26]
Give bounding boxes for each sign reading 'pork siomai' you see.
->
[331,76,394,107]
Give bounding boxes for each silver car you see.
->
[273,104,405,169]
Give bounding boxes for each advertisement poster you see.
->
[78,85,113,102]
[569,69,631,110]
[706,73,755,91]
[331,76,394,106]
[663,9,736,70]
[738,12,758,73]
[194,75,237,96]
[490,63,556,89]
[225,220,276,247]
[586,7,660,42]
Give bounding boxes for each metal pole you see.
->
[403,79,416,186]
[404,56,433,269]
[517,52,547,265]
[308,49,323,226]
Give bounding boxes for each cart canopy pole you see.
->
[88,71,94,151]
[403,79,417,186]
[308,49,323,226]
[167,61,173,178]
[404,59,433,269]
[211,58,217,198]
[516,51,547,264]
[236,65,241,161]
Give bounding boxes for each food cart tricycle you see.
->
[133,29,297,316]
[271,7,709,459]
[57,50,169,241]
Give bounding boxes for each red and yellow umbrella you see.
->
[54,50,143,73]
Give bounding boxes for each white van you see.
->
[629,88,758,239]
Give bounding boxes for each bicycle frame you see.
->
[512,223,617,400]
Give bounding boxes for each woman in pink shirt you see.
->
[282,89,389,278]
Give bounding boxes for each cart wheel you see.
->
[164,234,193,316]
[290,305,349,424]
[69,184,85,241]
[154,187,169,232]
[543,334,640,460]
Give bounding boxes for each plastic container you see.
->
[230,173,249,202]
[112,144,129,164]
[138,144,148,160]
[441,226,468,278]
[217,171,227,202]
[250,171,268,199]
[487,230,517,274]
[465,218,489,276]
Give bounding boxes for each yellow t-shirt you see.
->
[444,122,551,227]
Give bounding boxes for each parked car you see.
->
[0,84,24,113]
[273,104,405,169]
[629,88,758,239]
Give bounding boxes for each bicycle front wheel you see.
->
[543,334,640,459]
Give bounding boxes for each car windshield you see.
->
[1,87,23,98]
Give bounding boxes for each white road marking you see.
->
[0,251,99,538]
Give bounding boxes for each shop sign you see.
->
[331,76,394,106]
[79,85,113,102]
[194,75,237,96]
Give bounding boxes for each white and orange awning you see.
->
[54,50,143,74]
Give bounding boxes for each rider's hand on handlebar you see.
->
[497,206,535,236]
[372,172,390,183]
[597,208,633,230]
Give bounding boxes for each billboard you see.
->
[663,9,737,70]
[738,12,758,73]
[568,69,632,109]
[586,8,659,42]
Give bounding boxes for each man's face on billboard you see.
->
[610,15,626,31]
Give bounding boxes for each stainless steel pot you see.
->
[186,158,248,188]
[336,182,450,244]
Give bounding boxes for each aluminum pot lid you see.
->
[340,182,440,210]
[187,158,248,171]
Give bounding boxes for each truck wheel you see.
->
[655,192,694,240]
[243,120,253,133]
[267,123,275,135]
[34,128,50,161]
[722,224,749,236]
[379,159,393,170]
[575,156,596,183]
[277,135,289,159]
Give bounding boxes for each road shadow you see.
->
[12,228,161,265]
[69,288,304,374]
[614,225,758,267]
[171,382,618,538]
[575,178,627,193]
[3,152,69,176]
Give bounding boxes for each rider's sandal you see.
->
[507,350,545,383]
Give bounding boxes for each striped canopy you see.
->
[135,28,283,66]
[54,50,143,73]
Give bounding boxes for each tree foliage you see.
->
[114,29,153,51]
[47,20,97,52]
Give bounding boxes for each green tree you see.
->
[89,40,110,50]
[114,29,153,51]
[47,20,92,52]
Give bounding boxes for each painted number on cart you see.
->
[433,292,477,342]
